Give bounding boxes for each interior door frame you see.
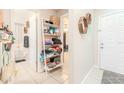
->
[60,13,73,83]
[98,10,124,69]
[60,13,68,63]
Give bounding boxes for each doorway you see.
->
[99,10,124,74]
[60,13,69,82]
[12,9,70,84]
[61,14,69,61]
[10,10,38,83]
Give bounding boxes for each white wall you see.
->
[69,9,95,83]
[11,9,35,31]
[29,15,37,63]
[40,9,57,19]
[68,10,124,82]
[56,9,68,16]
[10,10,36,61]
[3,9,11,26]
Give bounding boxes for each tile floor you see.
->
[82,67,124,84]
[82,67,104,84]
[11,52,69,84]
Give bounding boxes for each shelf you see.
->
[45,44,62,47]
[44,33,60,37]
[46,54,60,59]
[40,19,63,74]
[43,22,58,28]
[46,63,62,71]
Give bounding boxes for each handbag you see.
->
[78,16,88,34]
[0,62,16,83]
[78,17,84,34]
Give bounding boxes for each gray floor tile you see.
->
[102,79,112,84]
[102,70,124,84]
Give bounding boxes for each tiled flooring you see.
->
[82,67,104,84]
[82,67,124,84]
[12,52,69,84]
[102,70,124,84]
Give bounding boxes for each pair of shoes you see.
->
[52,38,62,44]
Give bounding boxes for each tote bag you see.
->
[0,62,16,83]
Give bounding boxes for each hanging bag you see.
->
[0,62,16,83]
[78,16,88,34]
[0,45,16,83]
[78,17,84,34]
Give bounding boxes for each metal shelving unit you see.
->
[40,19,63,75]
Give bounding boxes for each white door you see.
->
[29,15,36,63]
[100,11,124,74]
[14,23,25,60]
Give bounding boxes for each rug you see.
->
[102,70,124,84]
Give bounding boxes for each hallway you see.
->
[12,52,69,84]
[82,67,104,84]
[12,62,68,84]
